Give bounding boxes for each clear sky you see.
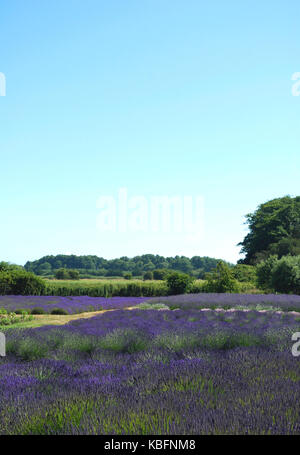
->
[0,0,299,266]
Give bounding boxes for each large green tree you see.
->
[238,196,300,264]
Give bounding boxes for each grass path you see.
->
[1,306,138,330]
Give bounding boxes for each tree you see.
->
[68,269,80,280]
[37,262,52,275]
[0,261,23,272]
[0,269,46,295]
[153,269,169,280]
[54,268,70,280]
[256,255,279,290]
[166,272,194,295]
[231,264,256,283]
[204,261,239,293]
[271,255,300,294]
[123,272,132,280]
[238,196,300,264]
[143,271,153,281]
[24,253,227,277]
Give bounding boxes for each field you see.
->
[0,294,300,435]
[0,295,150,315]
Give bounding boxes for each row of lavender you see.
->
[1,309,300,434]
[0,295,150,314]
[149,293,300,312]
[1,293,300,314]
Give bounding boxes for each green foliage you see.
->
[166,272,194,295]
[256,254,300,294]
[0,309,32,327]
[123,272,132,280]
[68,269,80,280]
[0,261,23,272]
[31,307,46,315]
[271,255,300,294]
[232,264,257,283]
[0,269,46,295]
[153,269,169,280]
[44,279,168,297]
[24,254,228,278]
[204,261,240,293]
[143,271,153,281]
[54,268,80,280]
[256,255,279,290]
[50,308,69,315]
[238,196,300,264]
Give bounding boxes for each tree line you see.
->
[2,194,300,295]
[24,254,230,279]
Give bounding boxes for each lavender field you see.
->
[149,293,300,312]
[1,306,300,434]
[2,293,300,315]
[0,295,150,314]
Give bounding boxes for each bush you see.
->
[31,307,46,315]
[153,269,169,280]
[123,272,132,280]
[271,255,300,294]
[0,270,46,295]
[143,271,153,281]
[50,308,69,315]
[204,261,240,293]
[0,309,32,326]
[0,261,23,272]
[166,272,194,295]
[54,268,80,280]
[190,280,206,293]
[232,264,257,283]
[256,255,279,290]
[68,269,80,280]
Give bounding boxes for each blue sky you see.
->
[0,0,299,266]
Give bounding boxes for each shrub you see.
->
[256,255,279,290]
[31,307,46,315]
[153,269,169,280]
[204,261,240,293]
[68,269,80,280]
[0,270,46,295]
[190,280,206,293]
[55,268,71,279]
[232,264,257,283]
[143,271,153,281]
[15,308,28,314]
[50,308,69,315]
[123,272,133,280]
[271,255,300,294]
[166,272,194,295]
